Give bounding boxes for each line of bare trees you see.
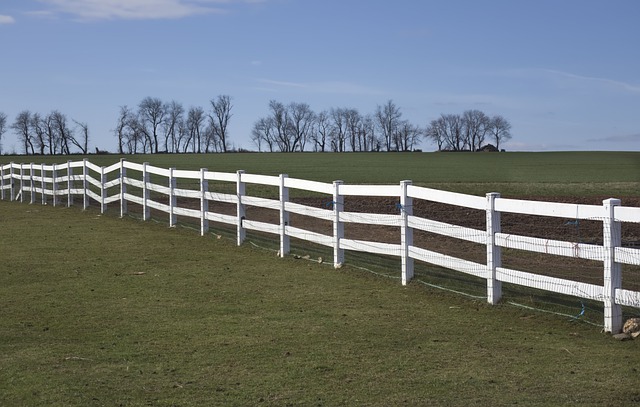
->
[251,100,423,152]
[114,95,233,154]
[425,110,512,151]
[0,98,513,156]
[252,100,511,153]
[1,110,89,155]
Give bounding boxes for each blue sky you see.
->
[1,0,639,153]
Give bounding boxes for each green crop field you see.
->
[1,202,639,406]
[3,151,640,196]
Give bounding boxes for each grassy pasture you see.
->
[1,202,639,406]
[3,151,640,196]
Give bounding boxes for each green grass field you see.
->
[3,151,640,196]
[1,202,639,406]
[1,152,640,405]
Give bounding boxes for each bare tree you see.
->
[209,95,232,152]
[30,113,47,155]
[361,114,378,152]
[127,113,145,154]
[251,117,275,152]
[114,107,144,154]
[489,115,512,150]
[442,113,464,151]
[163,101,184,153]
[11,110,35,155]
[425,118,445,151]
[330,107,348,152]
[72,120,89,154]
[49,111,73,154]
[395,120,422,151]
[0,112,7,154]
[268,100,292,152]
[343,108,362,152]
[115,105,132,154]
[138,97,166,153]
[43,112,59,154]
[375,100,402,151]
[311,110,332,152]
[424,114,464,151]
[462,110,490,151]
[174,118,188,153]
[186,106,206,153]
[288,102,315,152]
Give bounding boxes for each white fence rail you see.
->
[1,159,639,333]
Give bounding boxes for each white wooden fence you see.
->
[1,158,639,333]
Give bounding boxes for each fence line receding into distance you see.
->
[1,158,639,333]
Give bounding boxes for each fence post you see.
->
[200,168,209,236]
[67,161,73,207]
[82,159,89,210]
[28,163,34,204]
[23,163,29,204]
[237,170,246,246]
[603,198,622,333]
[40,163,46,205]
[0,164,4,201]
[100,166,107,214]
[142,162,150,221]
[333,180,345,268]
[120,158,127,218]
[280,174,290,257]
[401,180,414,285]
[486,192,502,305]
[9,162,15,201]
[169,167,177,227]
[52,164,59,207]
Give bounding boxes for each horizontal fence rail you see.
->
[1,159,639,333]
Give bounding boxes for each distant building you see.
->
[478,144,499,152]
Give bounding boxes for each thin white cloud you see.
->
[25,10,57,19]
[542,69,640,93]
[256,78,384,96]
[259,78,307,89]
[497,68,640,94]
[0,15,16,24]
[34,0,236,20]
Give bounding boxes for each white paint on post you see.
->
[280,174,290,257]
[9,162,15,201]
[52,165,58,207]
[487,192,502,305]
[100,166,107,214]
[603,198,622,333]
[0,164,4,201]
[67,160,73,207]
[200,168,209,236]
[143,162,150,221]
[120,158,127,218]
[237,170,246,246]
[333,180,345,268]
[24,163,29,204]
[40,163,46,205]
[169,167,177,227]
[401,180,414,285]
[81,159,88,209]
